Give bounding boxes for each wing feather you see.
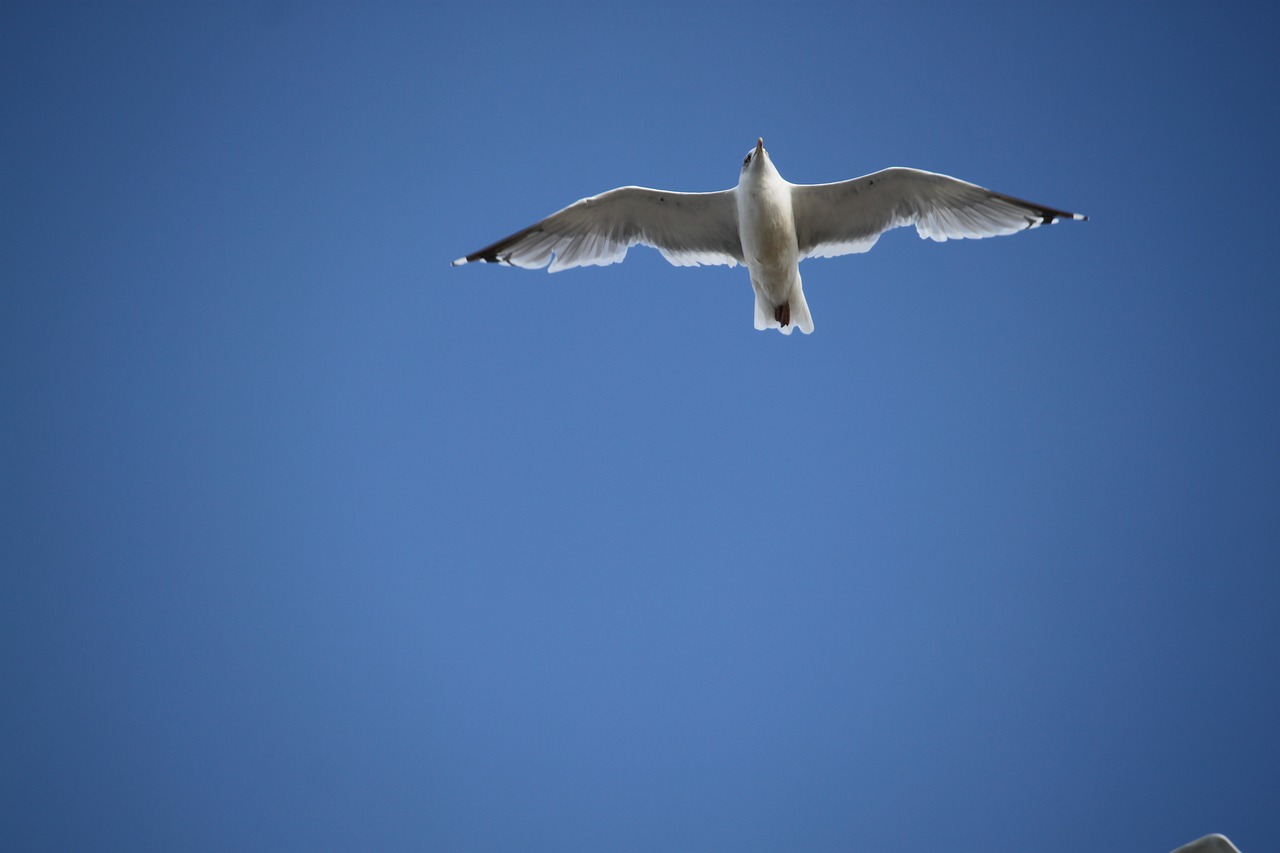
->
[453,186,743,272]
[792,167,1085,260]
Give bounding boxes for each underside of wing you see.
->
[453,186,743,272]
[792,167,1086,260]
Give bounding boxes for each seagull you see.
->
[452,139,1085,334]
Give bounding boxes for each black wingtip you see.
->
[1041,207,1088,226]
[990,188,1087,228]
[452,250,505,266]
[454,230,534,268]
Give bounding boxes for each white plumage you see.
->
[453,139,1086,334]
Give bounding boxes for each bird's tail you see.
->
[789,288,814,334]
[753,288,814,335]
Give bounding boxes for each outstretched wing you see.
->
[453,187,743,272]
[792,167,1086,259]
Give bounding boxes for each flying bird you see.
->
[453,139,1086,334]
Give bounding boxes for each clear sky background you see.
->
[3,3,1278,851]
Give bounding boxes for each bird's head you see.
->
[741,137,767,174]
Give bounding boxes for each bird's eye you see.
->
[743,153,752,166]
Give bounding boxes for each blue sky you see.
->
[3,3,1278,851]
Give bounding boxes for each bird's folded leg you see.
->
[774,302,791,327]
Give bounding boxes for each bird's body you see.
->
[737,147,811,332]
[453,139,1085,334]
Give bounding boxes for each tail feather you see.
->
[790,288,814,334]
[753,288,814,335]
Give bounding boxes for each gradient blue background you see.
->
[4,3,1277,851]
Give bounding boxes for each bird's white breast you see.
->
[738,169,800,300]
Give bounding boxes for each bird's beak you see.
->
[756,137,764,154]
